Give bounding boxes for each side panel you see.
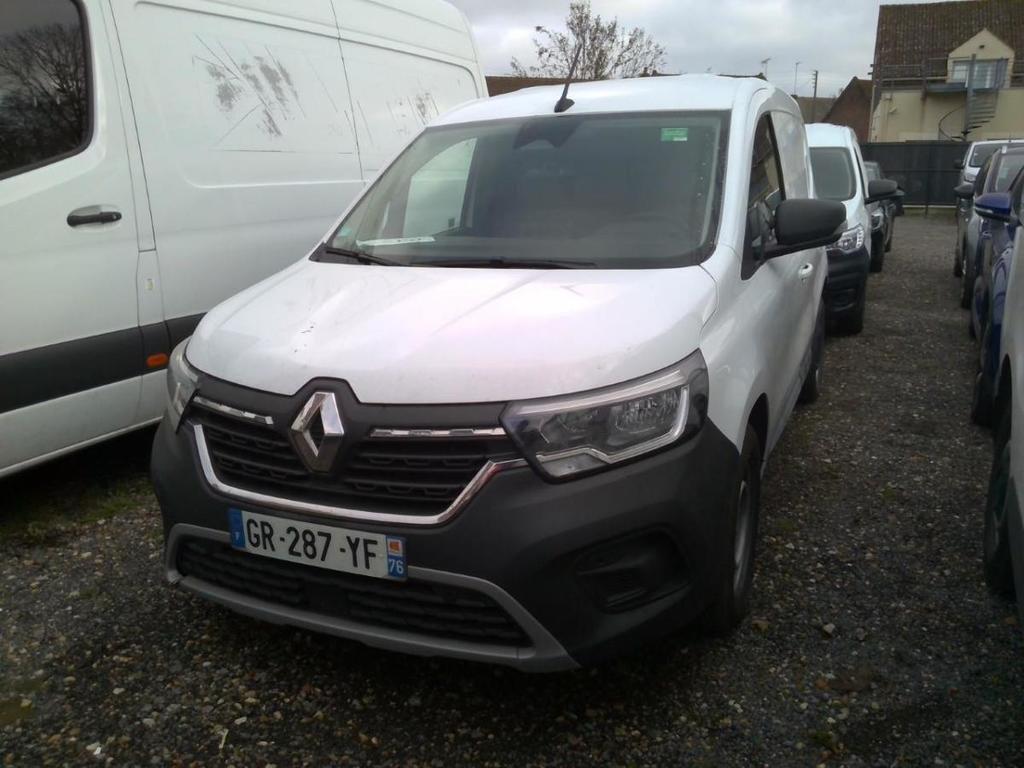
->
[338,40,482,178]
[109,0,366,324]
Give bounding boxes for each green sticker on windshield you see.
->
[661,127,689,142]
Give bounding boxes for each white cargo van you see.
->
[0,0,485,477]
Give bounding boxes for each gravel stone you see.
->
[1,214,1021,766]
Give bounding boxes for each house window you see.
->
[950,58,1005,89]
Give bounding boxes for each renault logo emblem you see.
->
[291,392,344,473]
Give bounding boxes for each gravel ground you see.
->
[2,213,1022,767]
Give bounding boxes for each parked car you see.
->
[0,0,486,478]
[955,147,1024,313]
[864,160,897,259]
[806,124,899,333]
[984,217,1024,621]
[151,76,849,670]
[955,139,1024,186]
[970,165,1024,426]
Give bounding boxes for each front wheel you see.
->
[834,281,867,335]
[885,219,894,253]
[869,240,885,273]
[984,416,1015,597]
[799,303,825,405]
[960,250,975,309]
[703,425,762,635]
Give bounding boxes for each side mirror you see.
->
[953,159,964,171]
[974,191,1015,222]
[766,199,847,259]
[865,178,899,205]
[954,182,975,200]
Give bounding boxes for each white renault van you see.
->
[806,123,897,334]
[152,76,852,670]
[0,0,485,477]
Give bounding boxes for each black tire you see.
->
[960,249,975,309]
[798,303,825,405]
[984,414,1015,597]
[703,424,762,635]
[953,240,964,278]
[869,243,884,273]
[971,326,994,426]
[834,281,866,336]
[885,219,894,253]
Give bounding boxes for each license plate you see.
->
[227,509,406,581]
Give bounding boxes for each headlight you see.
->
[501,351,709,480]
[834,224,865,254]
[166,339,198,430]
[870,210,883,230]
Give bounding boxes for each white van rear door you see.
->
[109,0,365,329]
[0,0,142,474]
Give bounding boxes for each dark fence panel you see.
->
[860,141,965,207]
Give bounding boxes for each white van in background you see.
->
[0,0,485,478]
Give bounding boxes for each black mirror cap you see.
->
[864,178,899,205]
[766,199,846,259]
[954,181,975,199]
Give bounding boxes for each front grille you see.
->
[177,539,530,646]
[192,405,519,516]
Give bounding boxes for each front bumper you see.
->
[824,244,870,319]
[152,409,740,670]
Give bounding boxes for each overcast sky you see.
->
[447,0,948,98]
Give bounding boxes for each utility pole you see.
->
[761,57,771,81]
[811,69,819,121]
[794,61,801,95]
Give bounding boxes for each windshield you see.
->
[810,147,856,202]
[969,143,1004,168]
[324,112,728,269]
[987,152,1024,192]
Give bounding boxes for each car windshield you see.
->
[810,147,856,201]
[987,152,1024,192]
[323,111,729,269]
[969,143,1004,168]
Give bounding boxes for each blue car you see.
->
[971,163,1024,426]
[957,147,1024,314]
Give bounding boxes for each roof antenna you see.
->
[554,46,582,114]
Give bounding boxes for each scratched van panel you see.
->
[333,0,477,63]
[341,42,479,176]
[111,0,364,324]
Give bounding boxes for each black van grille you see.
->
[192,406,519,515]
[177,539,530,646]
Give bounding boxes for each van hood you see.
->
[187,260,717,404]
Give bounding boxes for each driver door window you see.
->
[744,115,784,277]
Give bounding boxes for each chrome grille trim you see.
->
[192,396,275,426]
[193,423,527,526]
[369,427,508,439]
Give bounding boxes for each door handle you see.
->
[798,263,815,281]
[67,209,122,227]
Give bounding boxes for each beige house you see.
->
[870,0,1024,142]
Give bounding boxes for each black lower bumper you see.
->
[152,413,740,669]
[824,244,870,320]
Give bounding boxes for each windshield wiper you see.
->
[318,245,401,266]
[412,257,595,269]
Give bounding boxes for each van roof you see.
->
[433,75,774,126]
[805,123,855,148]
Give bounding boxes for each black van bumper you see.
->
[824,244,870,323]
[152,408,740,671]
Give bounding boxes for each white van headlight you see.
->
[502,352,709,480]
[166,339,199,430]
[834,224,865,253]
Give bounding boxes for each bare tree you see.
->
[511,1,666,81]
[0,23,87,173]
